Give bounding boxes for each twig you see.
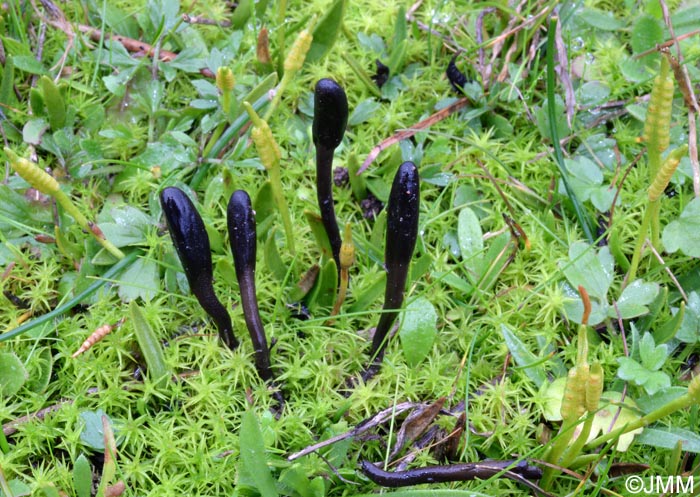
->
[182,14,232,27]
[287,402,423,460]
[359,98,469,173]
[3,388,98,436]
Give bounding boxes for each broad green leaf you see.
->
[22,118,49,145]
[575,134,620,171]
[560,156,615,212]
[117,257,159,302]
[230,0,252,29]
[617,356,670,395]
[639,332,667,371]
[73,454,92,497]
[613,279,659,319]
[254,181,276,224]
[39,486,59,497]
[129,301,169,387]
[306,0,346,63]
[0,479,31,497]
[311,258,337,309]
[676,291,700,343]
[577,81,610,107]
[264,229,288,281]
[663,197,700,257]
[25,347,52,393]
[457,207,483,267]
[540,376,567,421]
[399,297,437,366]
[560,241,613,301]
[239,410,278,497]
[635,387,686,414]
[78,409,115,451]
[578,7,624,30]
[631,15,664,55]
[348,98,380,126]
[636,427,700,453]
[0,352,28,397]
[586,392,643,451]
[304,211,333,260]
[500,324,546,387]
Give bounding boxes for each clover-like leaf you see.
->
[663,197,700,257]
[639,332,667,371]
[612,279,659,320]
[560,241,614,301]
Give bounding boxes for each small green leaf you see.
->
[129,301,169,387]
[264,229,288,281]
[306,0,346,63]
[117,257,160,302]
[310,258,337,309]
[560,241,613,301]
[304,211,333,260]
[73,454,92,497]
[399,297,437,366]
[22,118,49,145]
[578,7,624,30]
[636,427,700,453]
[639,332,667,371]
[500,324,546,387]
[78,409,115,451]
[25,347,53,394]
[631,15,664,55]
[38,75,66,130]
[230,0,252,29]
[613,279,659,319]
[457,207,483,273]
[0,352,28,397]
[39,485,59,497]
[239,410,278,497]
[254,181,276,224]
[348,98,380,126]
[636,387,687,414]
[676,291,700,343]
[663,198,700,257]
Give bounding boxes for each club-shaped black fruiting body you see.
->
[227,190,274,384]
[160,187,238,350]
[313,78,348,269]
[364,161,420,380]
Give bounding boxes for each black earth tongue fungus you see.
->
[446,55,468,93]
[360,459,543,487]
[159,187,238,351]
[313,78,348,269]
[227,190,284,406]
[362,161,420,382]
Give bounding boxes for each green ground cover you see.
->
[1,0,700,495]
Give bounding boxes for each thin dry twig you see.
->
[359,98,469,173]
[287,402,424,460]
[182,14,232,27]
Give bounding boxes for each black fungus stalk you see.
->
[160,187,238,350]
[313,78,348,268]
[360,460,542,487]
[364,161,420,380]
[227,190,274,384]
